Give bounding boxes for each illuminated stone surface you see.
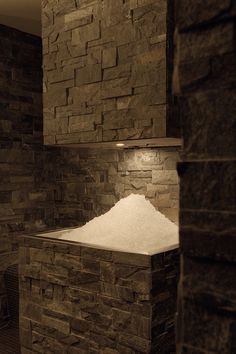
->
[42,0,179,145]
[19,235,179,353]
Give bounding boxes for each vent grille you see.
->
[4,265,19,325]
[0,264,20,354]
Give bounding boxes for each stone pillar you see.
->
[42,0,180,145]
[175,1,236,353]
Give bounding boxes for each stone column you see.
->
[175,1,236,353]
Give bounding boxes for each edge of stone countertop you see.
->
[44,137,183,149]
[19,227,179,257]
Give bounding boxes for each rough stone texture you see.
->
[175,1,236,353]
[19,235,179,353]
[0,25,58,238]
[42,0,179,144]
[0,24,180,329]
[0,24,58,326]
[54,147,180,228]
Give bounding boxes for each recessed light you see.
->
[116,143,125,147]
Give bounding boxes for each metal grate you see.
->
[0,264,20,354]
[4,265,19,325]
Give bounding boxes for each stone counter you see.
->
[19,235,179,354]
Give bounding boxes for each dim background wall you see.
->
[175,1,236,353]
[0,25,58,325]
[0,24,180,325]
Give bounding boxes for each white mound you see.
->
[61,194,179,255]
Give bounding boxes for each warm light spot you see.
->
[116,143,125,147]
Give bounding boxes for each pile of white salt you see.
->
[61,194,179,255]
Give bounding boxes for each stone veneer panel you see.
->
[0,24,58,325]
[0,23,180,332]
[175,1,236,353]
[54,147,180,228]
[42,0,178,145]
[19,235,179,354]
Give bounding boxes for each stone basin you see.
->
[19,229,179,354]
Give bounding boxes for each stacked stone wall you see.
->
[0,24,180,328]
[54,147,180,228]
[19,236,179,353]
[42,0,177,144]
[0,25,58,324]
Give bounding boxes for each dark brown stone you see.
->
[176,1,236,352]
[179,161,236,211]
[180,88,236,159]
[177,0,232,30]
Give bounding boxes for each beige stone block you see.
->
[130,0,138,9]
[42,315,70,334]
[44,135,56,145]
[87,47,102,64]
[103,63,131,81]
[57,42,71,61]
[42,37,49,54]
[116,21,136,46]
[146,84,166,105]
[102,129,118,142]
[131,61,166,87]
[50,30,71,45]
[43,52,57,70]
[67,42,86,57]
[72,21,100,46]
[57,117,69,134]
[101,0,126,27]
[152,170,179,185]
[56,130,99,144]
[44,119,57,135]
[149,33,166,45]
[30,248,54,264]
[103,98,116,112]
[117,96,132,110]
[47,67,74,83]
[69,114,101,132]
[103,110,134,130]
[76,64,102,86]
[118,39,149,64]
[159,207,179,224]
[135,118,152,128]
[101,78,132,99]
[118,127,141,140]
[156,193,172,208]
[64,15,93,31]
[134,43,166,64]
[70,82,101,104]
[71,103,94,115]
[43,86,67,109]
[152,105,166,137]
[102,47,117,69]
[99,194,117,205]
[146,184,157,198]
[64,6,94,23]
[152,117,166,137]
